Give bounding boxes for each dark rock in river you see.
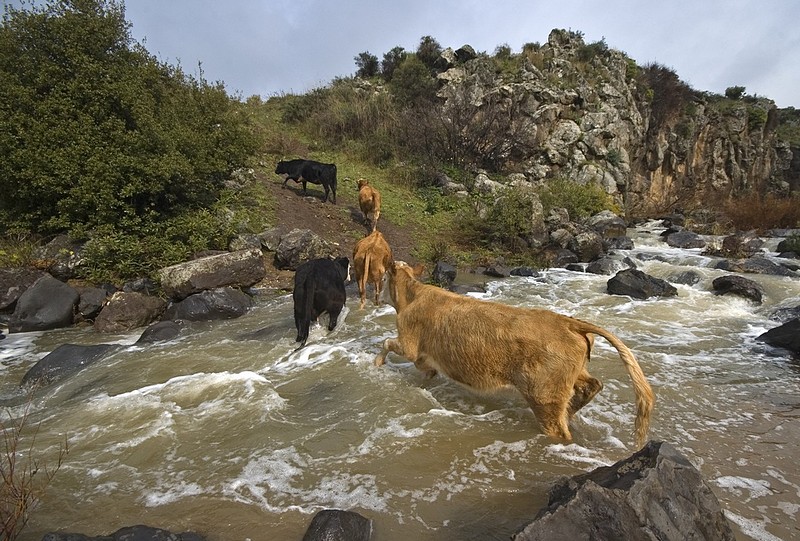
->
[607,269,678,300]
[21,343,117,387]
[163,287,253,321]
[665,230,706,249]
[716,255,797,277]
[42,524,206,541]
[137,320,185,344]
[302,509,372,541]
[514,441,735,541]
[8,274,79,333]
[756,318,800,357]
[712,275,765,304]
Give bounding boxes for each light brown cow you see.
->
[352,230,393,309]
[374,261,655,447]
[357,178,381,232]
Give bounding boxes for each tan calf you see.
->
[374,262,655,447]
[357,178,381,232]
[352,230,393,309]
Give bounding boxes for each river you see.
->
[2,221,799,541]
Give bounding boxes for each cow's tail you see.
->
[361,251,371,307]
[574,320,654,448]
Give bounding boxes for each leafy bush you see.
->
[725,86,746,100]
[389,56,438,106]
[538,178,617,220]
[0,0,257,238]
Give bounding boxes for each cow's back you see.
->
[396,284,586,390]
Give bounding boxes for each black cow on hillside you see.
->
[293,257,350,347]
[275,159,338,204]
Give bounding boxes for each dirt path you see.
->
[256,170,421,290]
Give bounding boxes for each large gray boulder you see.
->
[21,343,117,388]
[163,287,254,321]
[158,248,266,300]
[93,291,166,333]
[8,274,79,333]
[607,269,678,300]
[301,509,372,541]
[514,441,735,541]
[274,229,338,270]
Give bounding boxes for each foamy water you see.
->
[2,222,799,540]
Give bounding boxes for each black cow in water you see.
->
[275,159,338,204]
[293,257,350,347]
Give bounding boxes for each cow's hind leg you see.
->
[516,369,574,442]
[568,370,603,418]
[327,305,343,332]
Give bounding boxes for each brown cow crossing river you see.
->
[1,222,799,540]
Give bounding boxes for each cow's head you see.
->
[357,177,369,190]
[381,261,424,310]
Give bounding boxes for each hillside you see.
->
[256,167,423,290]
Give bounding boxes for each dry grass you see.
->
[722,193,800,232]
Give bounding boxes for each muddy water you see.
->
[2,222,800,541]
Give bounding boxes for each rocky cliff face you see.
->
[435,29,797,217]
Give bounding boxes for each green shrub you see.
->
[389,56,438,106]
[0,0,257,239]
[538,178,617,220]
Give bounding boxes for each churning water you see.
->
[2,222,799,541]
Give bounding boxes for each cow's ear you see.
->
[411,264,425,278]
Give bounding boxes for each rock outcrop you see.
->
[514,441,735,541]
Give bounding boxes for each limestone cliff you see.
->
[434,29,798,217]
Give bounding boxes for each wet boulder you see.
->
[719,230,764,257]
[712,275,765,304]
[716,255,797,277]
[543,247,579,268]
[42,525,206,541]
[607,269,678,300]
[94,291,166,333]
[8,274,79,333]
[586,255,637,276]
[163,287,254,321]
[302,509,372,541]
[756,318,800,357]
[136,320,185,344]
[514,441,735,541]
[21,343,117,388]
[665,230,706,249]
[159,248,266,300]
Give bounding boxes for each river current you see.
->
[2,222,799,541]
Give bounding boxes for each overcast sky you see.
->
[6,1,800,108]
